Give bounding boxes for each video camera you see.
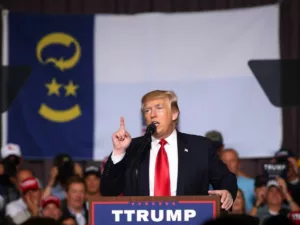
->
[53,154,75,186]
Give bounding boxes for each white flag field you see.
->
[93,4,281,159]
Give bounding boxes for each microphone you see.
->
[133,122,156,196]
[144,122,157,138]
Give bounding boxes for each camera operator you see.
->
[42,154,83,201]
[273,149,300,206]
[0,144,22,205]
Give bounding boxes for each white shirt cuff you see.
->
[111,152,125,164]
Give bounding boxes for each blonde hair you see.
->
[141,90,180,123]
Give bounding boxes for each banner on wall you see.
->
[1,4,281,160]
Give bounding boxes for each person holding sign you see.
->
[101,90,237,211]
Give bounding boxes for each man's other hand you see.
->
[208,190,233,210]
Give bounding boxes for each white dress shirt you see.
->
[111,129,178,196]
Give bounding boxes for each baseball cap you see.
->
[266,179,280,189]
[41,195,60,208]
[84,165,101,178]
[205,130,223,145]
[1,143,21,159]
[274,148,295,158]
[19,177,41,194]
[254,175,267,188]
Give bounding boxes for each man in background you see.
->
[205,130,224,156]
[6,176,42,224]
[84,165,101,203]
[273,148,300,206]
[61,176,88,225]
[0,143,23,205]
[41,195,61,220]
[220,149,255,212]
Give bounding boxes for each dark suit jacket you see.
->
[101,131,237,200]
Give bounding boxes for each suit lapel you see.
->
[138,142,150,196]
[176,131,189,195]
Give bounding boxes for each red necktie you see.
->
[154,139,171,196]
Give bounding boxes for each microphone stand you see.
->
[133,135,151,196]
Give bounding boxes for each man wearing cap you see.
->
[274,148,300,206]
[41,195,61,220]
[0,143,22,205]
[6,177,42,224]
[84,165,101,202]
[205,130,224,156]
[252,177,300,224]
[5,169,33,220]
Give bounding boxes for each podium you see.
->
[89,196,220,225]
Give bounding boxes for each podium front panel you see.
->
[90,196,220,225]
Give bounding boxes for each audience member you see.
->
[5,169,34,223]
[202,214,259,225]
[253,175,267,206]
[230,188,246,214]
[43,154,83,200]
[83,165,101,210]
[59,215,77,225]
[0,144,23,205]
[274,148,300,206]
[21,217,60,225]
[220,149,255,212]
[205,130,224,155]
[263,214,294,225]
[61,176,88,225]
[7,177,42,224]
[251,178,300,224]
[41,195,61,220]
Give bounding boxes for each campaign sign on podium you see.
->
[89,196,220,225]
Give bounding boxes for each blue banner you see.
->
[7,12,94,159]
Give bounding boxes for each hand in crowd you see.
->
[276,176,288,195]
[74,163,83,177]
[24,194,40,216]
[48,166,58,187]
[288,157,299,176]
[254,187,265,207]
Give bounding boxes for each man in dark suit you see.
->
[101,90,237,210]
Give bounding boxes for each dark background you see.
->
[0,0,299,184]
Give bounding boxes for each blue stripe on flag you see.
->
[7,12,94,159]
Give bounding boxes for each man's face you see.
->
[220,151,239,174]
[143,97,178,139]
[67,183,86,209]
[24,189,42,206]
[266,186,283,205]
[42,203,61,220]
[85,174,100,195]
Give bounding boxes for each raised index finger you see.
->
[120,116,125,129]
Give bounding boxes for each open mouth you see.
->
[152,121,159,126]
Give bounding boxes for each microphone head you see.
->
[145,122,157,137]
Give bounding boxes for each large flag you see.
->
[2,4,281,160]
